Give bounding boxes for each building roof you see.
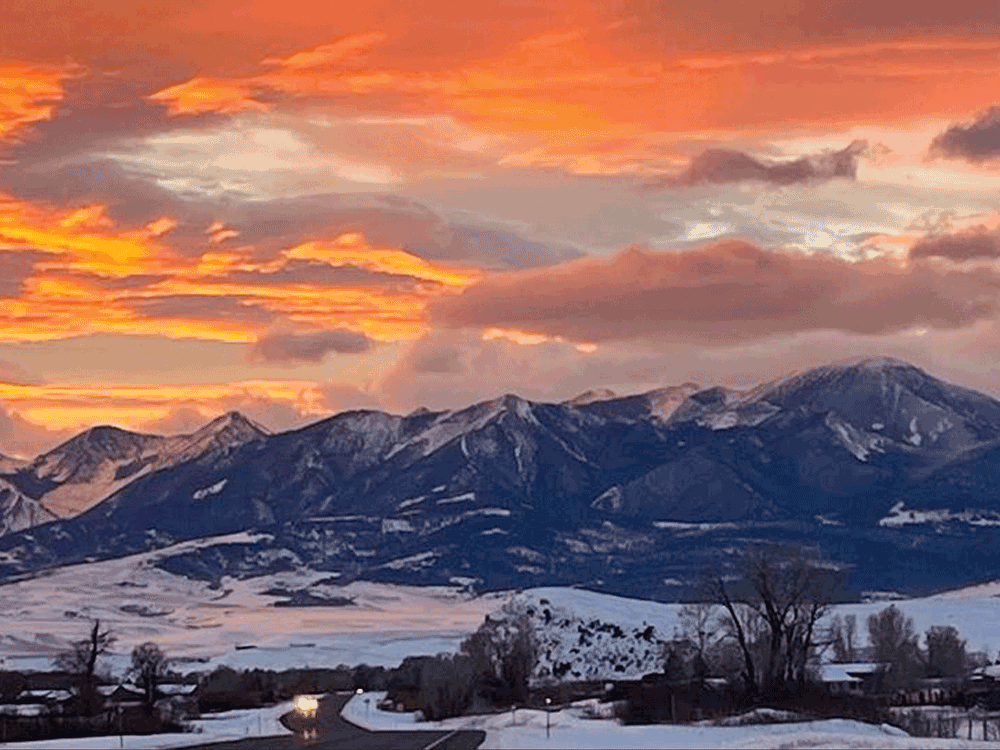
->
[20,689,73,702]
[819,662,884,683]
[0,703,49,716]
[972,665,1000,680]
[159,684,197,696]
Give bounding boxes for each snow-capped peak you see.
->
[564,388,618,406]
[188,411,269,442]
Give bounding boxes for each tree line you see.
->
[675,544,985,700]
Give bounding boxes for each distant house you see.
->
[0,703,49,717]
[818,662,884,695]
[158,683,197,697]
[0,687,74,718]
[98,683,145,708]
[20,689,73,706]
[966,665,1000,709]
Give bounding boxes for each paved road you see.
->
[182,693,486,750]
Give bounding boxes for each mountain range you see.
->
[2,356,1000,600]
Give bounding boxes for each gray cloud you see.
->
[0,404,74,459]
[0,359,45,386]
[317,383,383,413]
[249,328,374,364]
[0,250,47,298]
[223,259,437,293]
[409,344,465,374]
[929,106,1000,163]
[909,229,1000,261]
[128,295,279,325]
[430,240,1000,346]
[646,140,868,189]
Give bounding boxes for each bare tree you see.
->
[925,625,966,679]
[707,545,841,698]
[460,605,537,706]
[130,642,168,713]
[844,615,858,661]
[867,605,922,691]
[679,602,718,679]
[54,620,116,715]
[707,577,760,698]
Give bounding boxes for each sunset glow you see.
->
[5,0,1000,455]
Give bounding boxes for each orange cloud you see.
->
[261,32,389,70]
[139,26,1000,177]
[0,63,77,142]
[0,378,332,432]
[0,193,479,345]
[148,76,269,116]
[0,197,173,276]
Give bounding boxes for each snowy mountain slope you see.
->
[0,453,27,474]
[3,358,1000,597]
[4,412,267,519]
[0,478,56,535]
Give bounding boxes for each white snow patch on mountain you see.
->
[824,412,886,462]
[0,481,56,536]
[397,496,426,509]
[437,492,476,505]
[192,479,227,500]
[381,550,438,570]
[815,514,843,526]
[878,502,1000,528]
[381,518,414,533]
[653,521,739,532]
[564,388,618,406]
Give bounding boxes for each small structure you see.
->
[819,663,883,695]
[968,665,1000,709]
[98,682,145,708]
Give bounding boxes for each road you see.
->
[182,693,486,750]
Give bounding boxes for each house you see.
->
[818,662,884,695]
[98,683,145,708]
[965,665,1000,709]
[0,687,74,720]
[158,683,198,697]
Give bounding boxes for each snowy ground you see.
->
[0,700,293,749]
[342,692,1000,749]
[4,536,1000,681]
[507,587,1000,682]
[0,535,504,675]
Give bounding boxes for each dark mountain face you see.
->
[3,358,1000,599]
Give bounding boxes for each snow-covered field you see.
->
[4,536,1000,683]
[342,692,1000,749]
[0,700,294,749]
[0,535,504,675]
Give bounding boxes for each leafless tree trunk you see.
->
[54,620,116,716]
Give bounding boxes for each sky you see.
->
[5,0,1000,455]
